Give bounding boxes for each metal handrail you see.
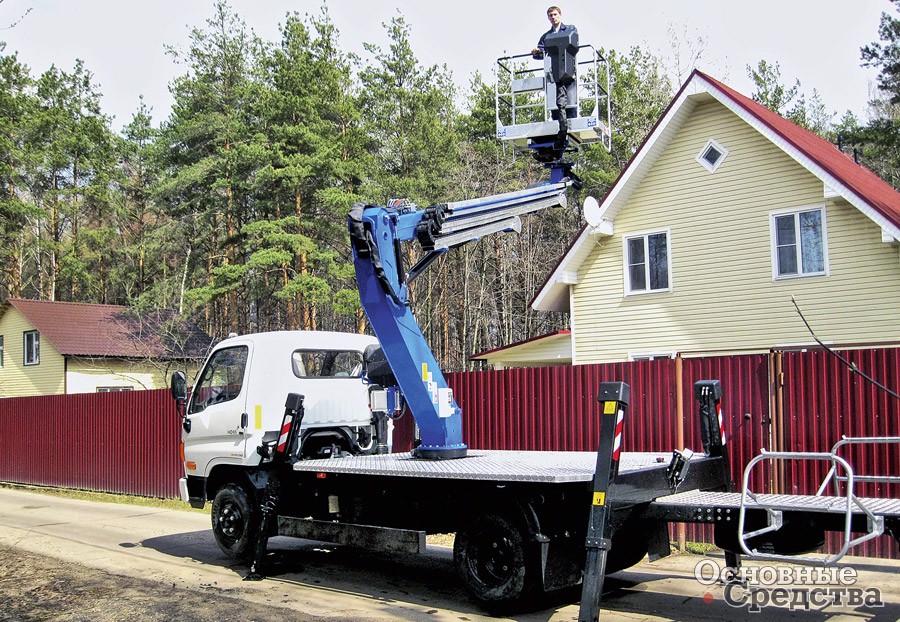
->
[738,447,887,565]
[494,44,611,151]
[820,436,900,495]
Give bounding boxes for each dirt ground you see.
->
[0,544,338,622]
[2,487,898,622]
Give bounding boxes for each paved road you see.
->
[1,486,898,621]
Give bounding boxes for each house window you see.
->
[97,386,134,392]
[624,230,671,294]
[696,139,729,172]
[0,335,4,367]
[628,352,674,361]
[771,207,827,278]
[23,331,39,366]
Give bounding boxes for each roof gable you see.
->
[2,299,212,359]
[533,70,900,312]
[470,330,572,367]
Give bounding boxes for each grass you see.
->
[0,482,205,513]
[684,541,720,555]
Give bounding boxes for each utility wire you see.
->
[791,295,900,401]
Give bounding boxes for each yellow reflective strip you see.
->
[421,363,428,381]
[602,401,616,415]
[593,492,606,506]
[255,404,263,429]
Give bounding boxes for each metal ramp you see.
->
[495,45,611,153]
[649,436,900,565]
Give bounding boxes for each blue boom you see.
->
[349,182,571,459]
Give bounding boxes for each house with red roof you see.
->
[0,299,212,397]
[488,70,900,366]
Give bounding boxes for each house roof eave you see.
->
[531,72,708,312]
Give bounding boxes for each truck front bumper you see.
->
[179,477,190,503]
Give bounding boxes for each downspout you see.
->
[568,284,577,365]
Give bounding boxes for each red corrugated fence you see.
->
[1,347,897,558]
[0,389,181,498]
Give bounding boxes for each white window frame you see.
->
[770,205,829,280]
[622,228,673,295]
[628,352,675,361]
[0,335,4,368]
[23,330,39,366]
[696,139,729,173]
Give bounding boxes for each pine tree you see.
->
[0,47,36,300]
[155,1,266,335]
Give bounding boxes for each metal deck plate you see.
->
[652,489,900,517]
[292,450,674,484]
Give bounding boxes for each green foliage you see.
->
[746,60,834,136]
[854,1,900,189]
[576,46,673,197]
[359,14,461,204]
[3,0,888,368]
[861,0,900,104]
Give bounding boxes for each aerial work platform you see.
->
[495,44,612,155]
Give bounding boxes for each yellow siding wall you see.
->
[573,100,900,363]
[0,310,66,396]
[481,336,572,369]
[66,358,169,393]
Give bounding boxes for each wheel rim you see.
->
[471,531,517,587]
[217,499,245,543]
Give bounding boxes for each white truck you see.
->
[176,330,392,517]
[172,337,900,618]
[169,41,900,617]
[171,329,740,615]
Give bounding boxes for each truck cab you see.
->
[175,330,381,507]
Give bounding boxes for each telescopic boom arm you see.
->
[349,181,572,459]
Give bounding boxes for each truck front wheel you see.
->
[211,483,259,561]
[454,514,533,611]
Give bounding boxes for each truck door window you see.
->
[189,346,249,414]
[292,349,364,378]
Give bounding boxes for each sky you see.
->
[0,0,892,131]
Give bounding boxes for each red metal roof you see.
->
[532,70,900,312]
[3,299,212,360]
[697,71,900,229]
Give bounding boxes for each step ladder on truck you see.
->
[168,33,900,622]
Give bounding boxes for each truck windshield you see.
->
[188,346,248,414]
[292,349,364,378]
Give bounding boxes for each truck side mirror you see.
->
[170,371,187,402]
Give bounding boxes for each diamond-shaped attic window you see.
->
[696,139,729,172]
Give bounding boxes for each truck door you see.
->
[184,344,251,472]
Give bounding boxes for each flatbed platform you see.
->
[293,450,685,484]
[651,489,900,517]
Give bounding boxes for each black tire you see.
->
[454,514,532,611]
[211,483,258,561]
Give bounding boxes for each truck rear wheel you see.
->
[454,514,532,611]
[211,483,259,561]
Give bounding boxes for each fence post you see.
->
[675,353,686,552]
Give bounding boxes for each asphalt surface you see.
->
[1,486,898,621]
